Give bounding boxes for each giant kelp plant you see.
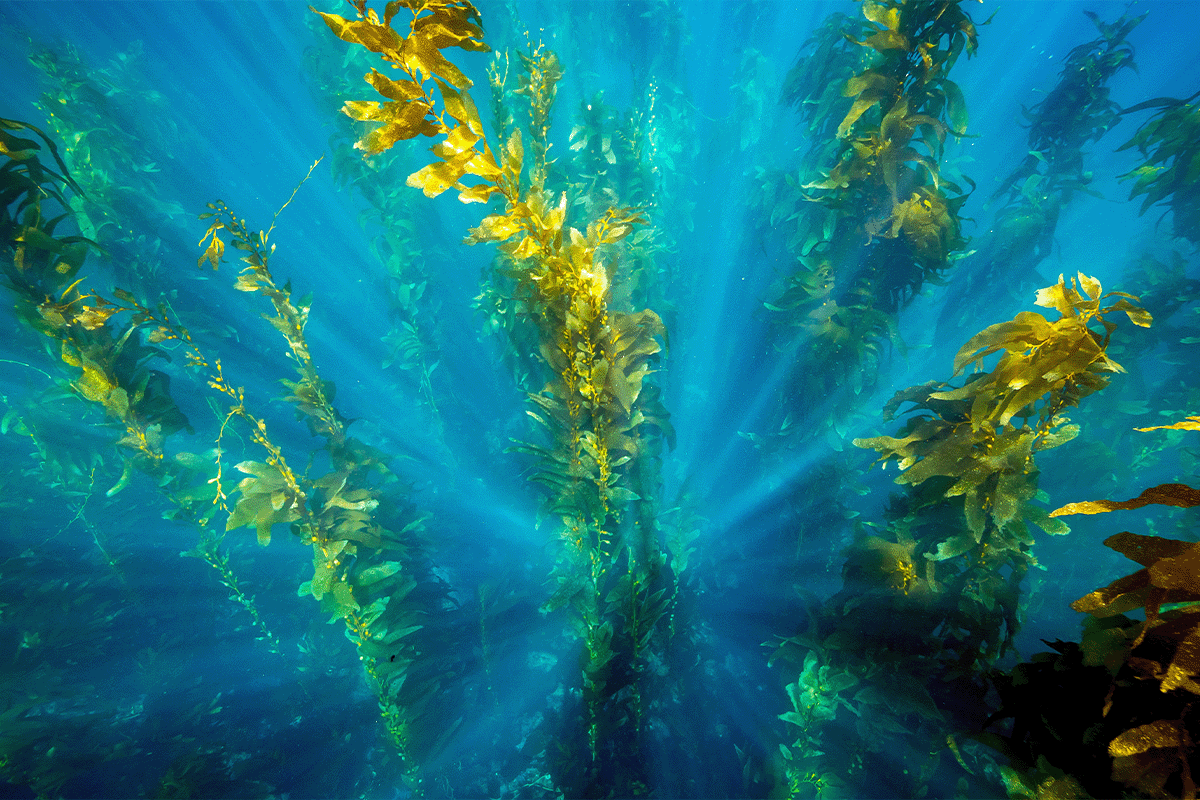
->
[1,1,1199,798]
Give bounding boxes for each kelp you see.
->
[937,9,1146,339]
[770,274,1150,798]
[316,2,681,793]
[763,0,977,438]
[987,419,1200,799]
[1117,90,1200,246]
[301,17,449,448]
[0,117,298,794]
[26,37,187,287]
[194,188,463,793]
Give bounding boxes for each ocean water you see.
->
[1,1,1198,798]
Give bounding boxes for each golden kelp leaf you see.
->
[75,362,114,402]
[406,152,472,197]
[1103,531,1195,568]
[74,300,120,330]
[433,76,486,136]
[402,33,471,89]
[1109,298,1152,327]
[1072,569,1152,616]
[433,124,481,158]
[950,311,1054,375]
[313,10,404,55]
[861,0,900,31]
[1078,273,1102,301]
[364,69,424,102]
[410,4,487,52]
[1034,273,1099,319]
[1050,483,1200,517]
[457,182,497,204]
[1160,625,1200,694]
[1111,749,1179,798]
[1148,544,1200,595]
[341,99,386,121]
[1109,720,1184,757]
[505,235,541,260]
[1138,416,1200,433]
[465,213,522,243]
[197,222,225,269]
[359,123,421,155]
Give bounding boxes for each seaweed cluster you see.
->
[1,1,1199,798]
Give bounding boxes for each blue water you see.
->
[1,1,1198,797]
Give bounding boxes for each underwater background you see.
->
[2,0,1200,797]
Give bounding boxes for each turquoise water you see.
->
[1,1,1198,797]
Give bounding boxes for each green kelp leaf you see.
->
[1051,483,1200,517]
[226,492,270,532]
[355,562,401,586]
[928,531,977,562]
[1024,504,1069,536]
[330,579,360,619]
[861,0,900,30]
[942,79,968,133]
[859,29,909,52]
[843,70,896,100]
[837,90,885,138]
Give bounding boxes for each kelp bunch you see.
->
[26,36,187,286]
[853,274,1150,665]
[196,195,462,793]
[565,82,689,321]
[315,1,680,794]
[764,0,976,423]
[4,116,297,654]
[988,418,1200,800]
[1119,89,1200,248]
[993,10,1145,207]
[0,118,196,507]
[937,9,1146,338]
[4,114,457,794]
[769,274,1151,799]
[0,120,298,791]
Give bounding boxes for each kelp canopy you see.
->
[0,1,1198,798]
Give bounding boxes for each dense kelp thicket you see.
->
[1,1,1199,798]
